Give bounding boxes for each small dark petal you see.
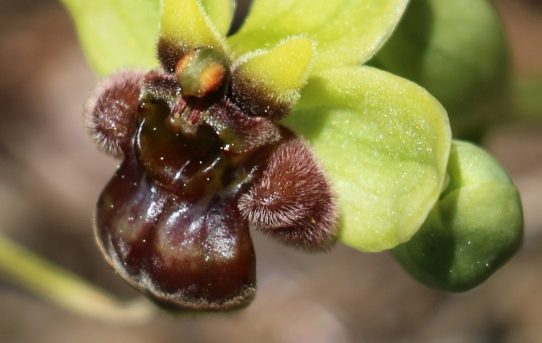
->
[157,38,185,73]
[206,99,282,154]
[95,151,256,311]
[238,134,338,251]
[141,70,180,109]
[85,71,143,157]
[231,72,290,121]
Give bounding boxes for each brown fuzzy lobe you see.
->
[206,99,282,154]
[230,73,291,120]
[85,71,143,157]
[238,135,338,251]
[141,70,180,109]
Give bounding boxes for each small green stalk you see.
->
[0,234,155,323]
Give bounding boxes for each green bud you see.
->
[393,141,523,292]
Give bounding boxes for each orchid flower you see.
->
[61,0,522,310]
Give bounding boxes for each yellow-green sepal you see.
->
[200,0,236,36]
[228,0,409,73]
[284,66,451,252]
[231,36,315,118]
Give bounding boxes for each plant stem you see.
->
[0,233,155,324]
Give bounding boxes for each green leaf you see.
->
[160,0,227,56]
[60,0,161,76]
[374,0,509,138]
[232,36,315,118]
[284,66,451,252]
[228,0,409,73]
[393,141,523,291]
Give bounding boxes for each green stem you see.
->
[0,234,155,323]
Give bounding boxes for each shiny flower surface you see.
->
[82,0,458,309]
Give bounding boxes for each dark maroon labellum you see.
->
[86,46,338,311]
[95,150,257,310]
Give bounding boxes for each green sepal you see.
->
[60,0,161,76]
[60,0,234,76]
[285,66,451,252]
[200,0,236,36]
[228,0,409,73]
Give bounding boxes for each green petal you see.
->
[200,0,236,36]
[375,0,508,138]
[393,141,523,292]
[61,0,161,76]
[228,0,408,72]
[284,66,451,252]
[231,37,314,118]
[160,0,227,55]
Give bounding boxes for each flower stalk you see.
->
[0,234,155,323]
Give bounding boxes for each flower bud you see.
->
[393,141,523,292]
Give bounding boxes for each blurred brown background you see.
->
[0,0,541,342]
